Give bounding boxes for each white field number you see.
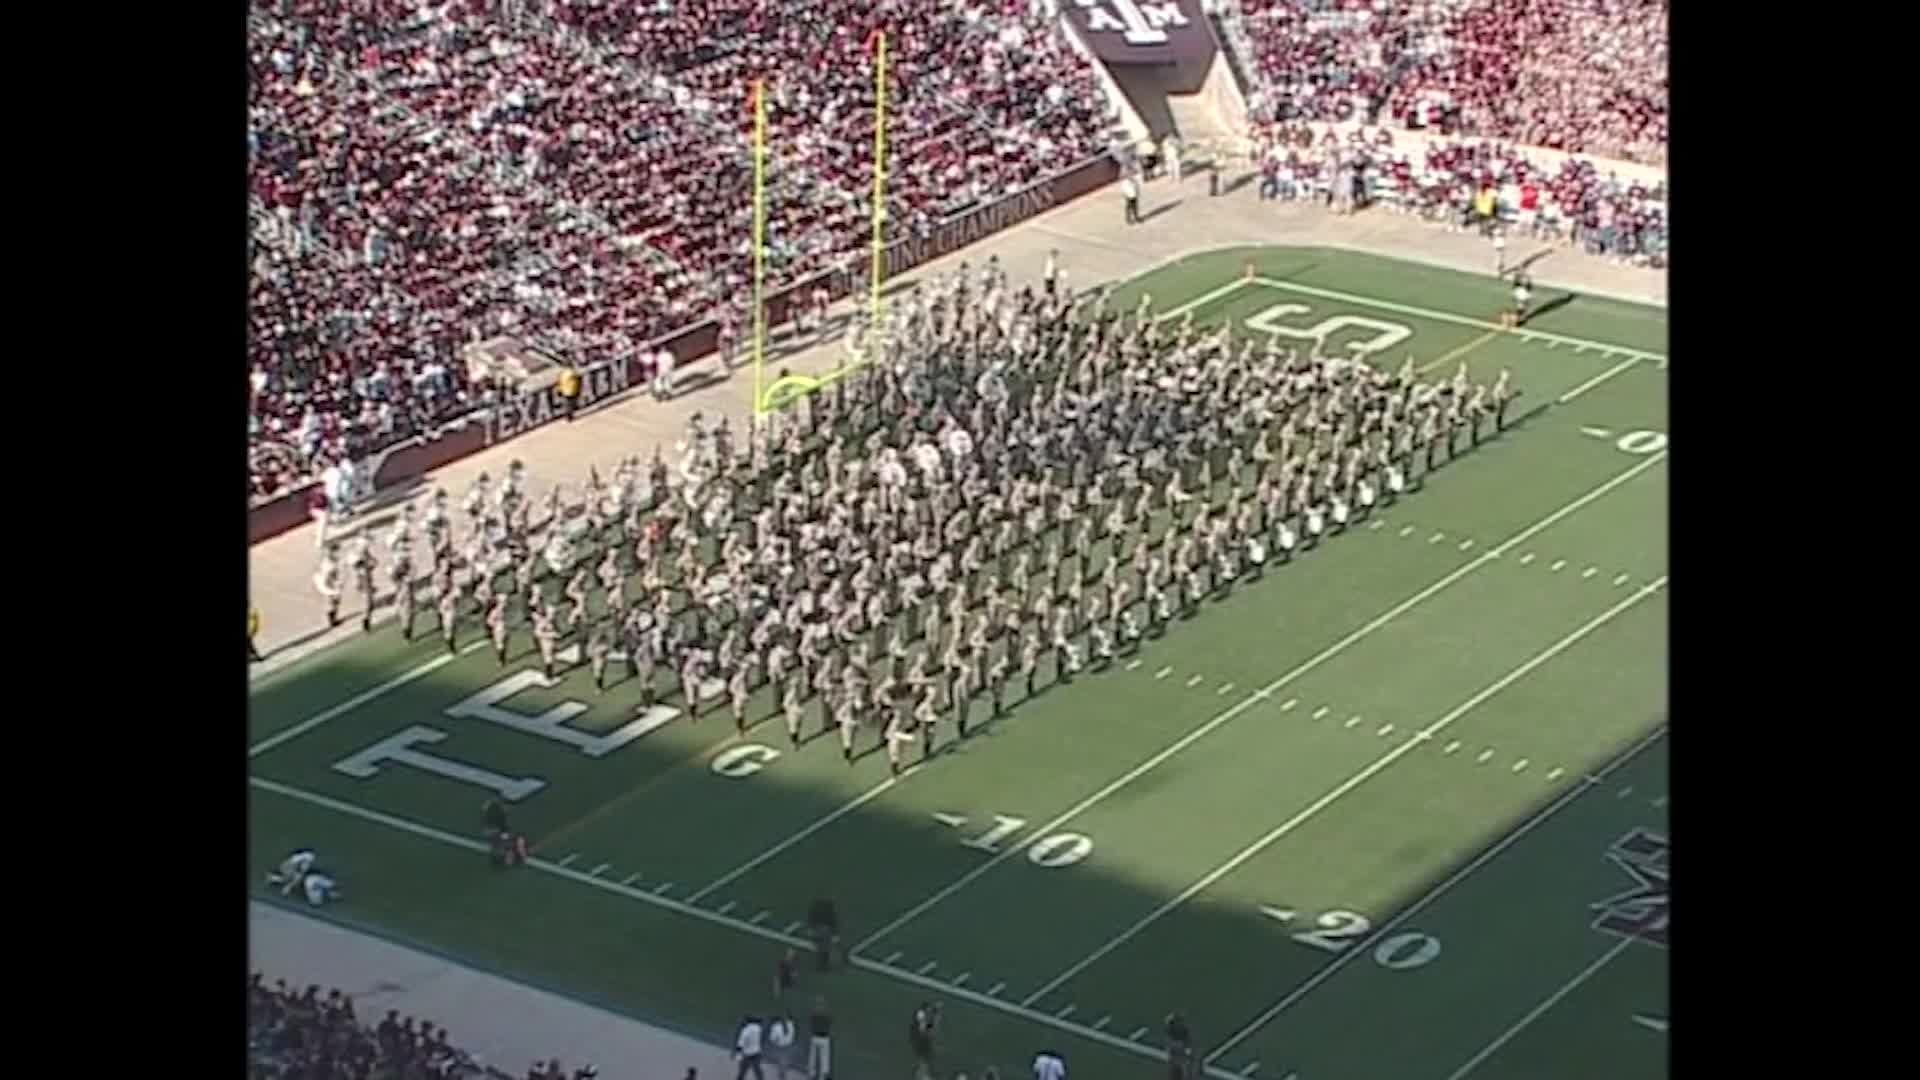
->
[952,814,1095,869]
[1244,303,1414,357]
[1615,430,1667,456]
[1289,909,1443,972]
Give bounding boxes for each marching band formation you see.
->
[313,263,1518,776]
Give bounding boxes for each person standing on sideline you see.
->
[1033,1050,1067,1080]
[249,607,263,663]
[1164,133,1182,184]
[558,364,582,421]
[807,997,834,1080]
[656,346,676,396]
[773,947,798,1008]
[1043,249,1059,298]
[735,1015,767,1080]
[766,1014,798,1080]
[1122,173,1141,225]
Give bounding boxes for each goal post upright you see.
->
[751,77,769,418]
[869,29,888,338]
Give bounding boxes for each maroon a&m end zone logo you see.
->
[1064,0,1215,65]
[1591,827,1669,948]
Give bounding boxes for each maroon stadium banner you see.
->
[249,153,1120,545]
[1061,0,1214,66]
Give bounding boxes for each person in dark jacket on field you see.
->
[806,897,840,971]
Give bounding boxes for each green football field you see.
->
[249,245,1669,1080]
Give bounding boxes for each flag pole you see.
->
[869,31,888,340]
[752,78,768,416]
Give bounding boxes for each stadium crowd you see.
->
[248,0,1113,501]
[1249,121,1667,264]
[248,973,602,1080]
[1232,0,1668,165]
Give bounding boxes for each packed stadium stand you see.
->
[1231,0,1668,165]
[250,973,479,1080]
[1247,121,1667,261]
[247,0,1115,500]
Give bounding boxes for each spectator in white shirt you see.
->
[735,1015,766,1080]
[766,1015,797,1080]
[1033,1050,1067,1080]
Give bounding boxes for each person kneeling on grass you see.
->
[484,798,529,868]
[265,849,342,906]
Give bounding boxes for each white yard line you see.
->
[248,641,488,758]
[1201,729,1668,1063]
[248,775,1245,1080]
[1443,938,1635,1080]
[1155,278,1256,322]
[1556,356,1642,403]
[849,453,1665,958]
[1021,578,1666,1007]
[1251,278,1667,363]
[685,775,904,903]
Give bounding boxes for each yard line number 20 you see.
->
[1290,910,1443,971]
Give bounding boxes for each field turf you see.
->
[249,245,1669,1080]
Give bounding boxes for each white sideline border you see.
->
[246,775,1245,1080]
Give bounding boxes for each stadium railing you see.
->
[247,150,1121,545]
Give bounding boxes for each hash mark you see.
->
[953,972,971,987]
[621,872,642,886]
[1056,1005,1077,1019]
[653,881,676,895]
[1241,1065,1260,1078]
[1281,698,1298,711]
[1126,659,1143,671]
[784,920,803,934]
[1217,683,1235,696]
[1369,519,1385,530]
[1130,1027,1151,1041]
[1155,667,1173,680]
[987,982,1007,997]
[1443,740,1461,754]
[1477,749,1495,763]
[718,900,738,915]
[1550,560,1567,572]
[1399,525,1415,537]
[1311,706,1330,720]
[750,910,770,925]
[1519,553,1536,565]
[917,960,939,975]
[884,951,905,964]
[1429,532,1446,544]
[1512,759,1529,773]
[1651,795,1668,809]
[1458,538,1474,551]
[1545,767,1565,781]
[1377,723,1394,737]
[1612,573,1631,586]
[1618,786,1634,799]
[1093,1015,1112,1030]
[1185,674,1205,688]
[1544,339,1559,349]
[589,863,611,877]
[1582,566,1598,579]
[556,853,580,868]
[1344,715,1361,728]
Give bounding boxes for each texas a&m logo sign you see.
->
[1590,827,1669,948]
[1064,0,1215,65]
